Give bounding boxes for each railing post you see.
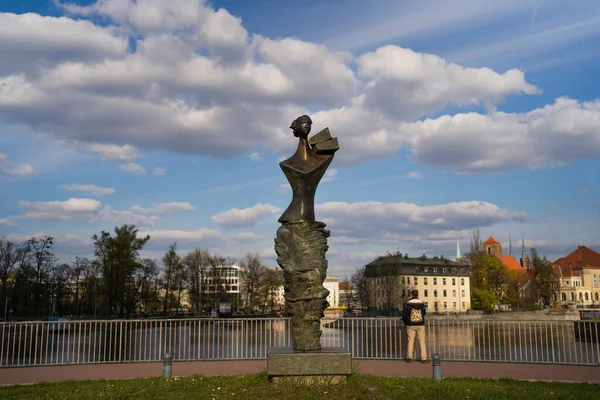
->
[163,352,172,378]
[432,353,442,381]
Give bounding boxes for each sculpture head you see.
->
[290,115,312,138]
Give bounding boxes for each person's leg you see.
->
[406,326,416,361]
[416,326,428,361]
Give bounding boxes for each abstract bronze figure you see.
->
[275,115,339,351]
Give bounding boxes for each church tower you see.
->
[483,237,503,260]
[520,235,530,269]
[455,238,462,262]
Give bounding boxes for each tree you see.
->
[92,225,150,317]
[161,243,180,316]
[239,253,265,311]
[183,248,211,314]
[0,237,26,319]
[259,268,284,312]
[472,288,498,313]
[351,266,371,313]
[26,235,57,317]
[529,247,557,307]
[339,279,353,310]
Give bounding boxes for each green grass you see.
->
[1,373,598,400]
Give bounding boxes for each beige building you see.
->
[324,276,340,308]
[365,253,471,314]
[553,245,600,306]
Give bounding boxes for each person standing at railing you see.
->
[402,289,430,363]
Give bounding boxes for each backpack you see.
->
[410,308,423,323]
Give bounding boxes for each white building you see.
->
[324,276,340,308]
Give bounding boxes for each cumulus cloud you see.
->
[60,183,115,196]
[86,143,139,161]
[403,97,600,173]
[323,169,338,183]
[15,197,158,226]
[317,200,526,246]
[130,202,195,214]
[0,1,596,175]
[249,152,262,162]
[137,228,224,248]
[119,162,146,174]
[211,203,281,229]
[228,232,263,244]
[408,171,422,179]
[153,167,166,175]
[0,153,35,176]
[0,218,16,227]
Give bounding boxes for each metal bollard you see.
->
[432,354,442,381]
[163,353,173,379]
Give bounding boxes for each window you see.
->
[407,277,411,285]
[461,290,465,297]
[452,278,456,286]
[595,293,599,301]
[443,290,447,297]
[453,302,457,310]
[579,292,583,300]
[443,268,447,273]
[487,247,491,255]
[402,277,405,285]
[424,277,428,285]
[443,302,448,310]
[424,289,429,297]
[562,293,567,301]
[414,277,419,285]
[424,267,428,273]
[462,302,466,310]
[433,267,438,273]
[461,278,465,285]
[452,290,456,297]
[585,292,589,301]
[424,302,429,309]
[571,292,575,301]
[442,278,447,285]
[434,302,439,309]
[433,278,437,285]
[434,290,438,297]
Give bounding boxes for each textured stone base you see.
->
[267,347,352,383]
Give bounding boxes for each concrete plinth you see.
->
[267,347,352,383]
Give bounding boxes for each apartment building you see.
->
[553,245,600,306]
[365,253,472,314]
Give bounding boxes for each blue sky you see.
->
[1,0,599,277]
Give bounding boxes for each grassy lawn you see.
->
[1,373,598,400]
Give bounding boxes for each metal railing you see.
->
[1,318,598,367]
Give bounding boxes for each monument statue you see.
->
[274,115,339,351]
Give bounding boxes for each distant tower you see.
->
[520,235,530,269]
[483,237,503,260]
[455,238,462,262]
[509,236,514,257]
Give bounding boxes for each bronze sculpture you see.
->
[275,115,339,351]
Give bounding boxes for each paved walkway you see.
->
[1,360,598,386]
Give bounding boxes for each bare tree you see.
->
[0,237,26,319]
[162,243,180,317]
[26,236,57,317]
[259,268,284,312]
[351,266,371,313]
[239,253,265,311]
[183,248,211,314]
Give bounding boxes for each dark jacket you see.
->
[402,297,426,326]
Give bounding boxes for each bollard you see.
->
[163,353,173,379]
[432,354,442,381]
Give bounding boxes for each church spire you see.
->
[509,236,514,257]
[521,235,526,260]
[456,238,461,261]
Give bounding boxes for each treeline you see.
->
[466,229,556,312]
[0,224,283,320]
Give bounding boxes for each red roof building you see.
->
[553,245,600,306]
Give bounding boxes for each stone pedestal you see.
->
[267,347,352,384]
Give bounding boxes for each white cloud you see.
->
[17,197,101,220]
[153,167,166,175]
[408,171,422,179]
[60,183,115,196]
[0,12,127,76]
[322,169,338,183]
[0,218,16,227]
[249,152,262,162]
[0,153,35,176]
[356,45,540,121]
[86,143,139,161]
[279,183,290,194]
[137,228,224,248]
[403,97,600,173]
[211,203,282,229]
[119,162,146,174]
[98,206,159,227]
[130,202,195,215]
[316,200,527,246]
[228,232,263,244]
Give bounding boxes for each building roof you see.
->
[501,255,527,276]
[554,245,600,269]
[365,254,470,277]
[483,236,500,245]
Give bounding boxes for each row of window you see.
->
[416,267,467,274]
[376,289,467,298]
[561,292,599,302]
[401,277,465,286]
[375,301,467,311]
